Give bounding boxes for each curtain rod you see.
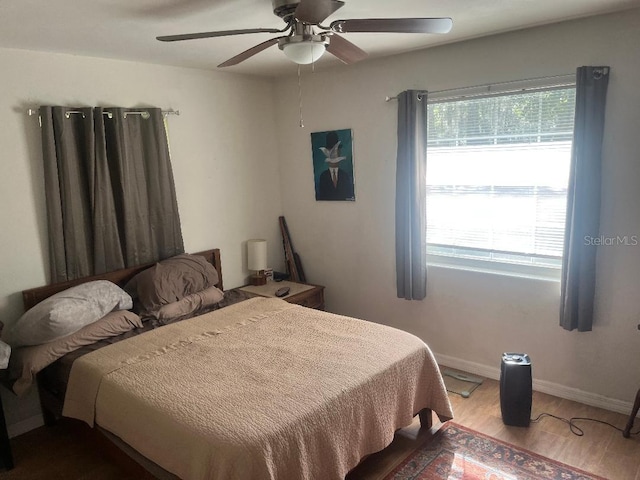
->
[385,73,575,102]
[385,90,428,102]
[26,108,180,118]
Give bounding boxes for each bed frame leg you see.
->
[41,406,58,427]
[36,375,61,426]
[418,408,433,430]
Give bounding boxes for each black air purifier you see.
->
[500,353,532,427]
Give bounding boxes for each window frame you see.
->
[424,75,576,281]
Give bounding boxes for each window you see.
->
[426,82,576,277]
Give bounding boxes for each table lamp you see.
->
[247,239,267,286]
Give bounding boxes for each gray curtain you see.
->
[40,106,184,282]
[395,90,428,300]
[560,66,610,331]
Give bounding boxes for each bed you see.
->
[10,248,453,480]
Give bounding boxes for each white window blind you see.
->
[426,85,576,271]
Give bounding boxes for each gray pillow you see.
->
[2,280,133,347]
[156,286,224,324]
[125,254,219,317]
[9,309,142,396]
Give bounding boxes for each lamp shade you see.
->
[282,41,326,65]
[247,239,267,271]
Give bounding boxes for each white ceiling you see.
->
[0,0,638,77]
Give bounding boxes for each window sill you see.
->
[427,255,561,282]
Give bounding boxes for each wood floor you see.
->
[350,376,640,480]
[1,376,639,479]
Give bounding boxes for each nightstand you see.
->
[239,281,325,310]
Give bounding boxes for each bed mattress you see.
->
[63,297,453,480]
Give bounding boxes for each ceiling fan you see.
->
[156,0,453,68]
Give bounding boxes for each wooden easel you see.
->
[279,216,306,283]
[623,387,640,438]
[623,324,640,438]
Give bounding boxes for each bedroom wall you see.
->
[0,47,284,435]
[273,9,640,412]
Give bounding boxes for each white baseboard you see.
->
[434,353,634,417]
[7,414,44,438]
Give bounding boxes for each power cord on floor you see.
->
[531,412,640,437]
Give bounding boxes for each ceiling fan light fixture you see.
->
[282,41,326,64]
[278,35,328,64]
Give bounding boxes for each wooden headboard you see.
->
[22,248,223,311]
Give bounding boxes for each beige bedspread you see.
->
[63,297,453,480]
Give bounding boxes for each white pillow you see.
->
[3,280,133,347]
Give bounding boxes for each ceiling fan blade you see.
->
[326,34,368,64]
[295,0,344,24]
[330,17,453,34]
[217,37,282,67]
[157,28,283,42]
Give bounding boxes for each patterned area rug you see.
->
[384,422,606,480]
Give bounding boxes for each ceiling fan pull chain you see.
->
[298,64,305,128]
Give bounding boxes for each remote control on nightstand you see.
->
[275,287,290,297]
